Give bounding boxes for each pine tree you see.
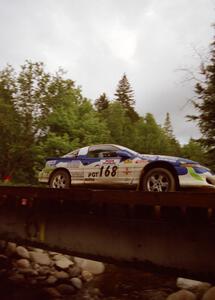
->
[114,74,139,121]
[94,92,109,112]
[188,26,215,169]
[163,112,181,156]
[163,112,174,139]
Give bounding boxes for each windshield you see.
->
[63,149,79,158]
[117,145,140,157]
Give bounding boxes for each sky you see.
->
[0,0,214,144]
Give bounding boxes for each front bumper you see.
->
[178,167,215,189]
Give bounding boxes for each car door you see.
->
[62,148,85,185]
[83,145,120,186]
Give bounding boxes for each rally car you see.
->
[38,144,215,192]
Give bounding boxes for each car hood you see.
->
[140,154,198,165]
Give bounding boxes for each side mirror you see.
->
[116,150,133,159]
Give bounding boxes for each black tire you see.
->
[49,170,71,189]
[143,167,176,192]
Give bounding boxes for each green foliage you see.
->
[103,102,128,145]
[181,139,207,165]
[1,60,209,185]
[0,61,110,183]
[163,112,174,139]
[134,113,175,155]
[162,112,181,156]
[114,73,139,121]
[188,26,215,169]
[94,92,109,112]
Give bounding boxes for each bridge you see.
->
[0,186,215,278]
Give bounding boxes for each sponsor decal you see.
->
[188,167,204,181]
[88,172,99,178]
[135,160,147,164]
[124,159,133,164]
[122,167,132,175]
[103,159,117,164]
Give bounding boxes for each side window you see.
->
[87,145,118,158]
[99,151,118,158]
[87,149,103,158]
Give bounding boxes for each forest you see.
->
[0,28,214,184]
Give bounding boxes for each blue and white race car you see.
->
[38,144,215,191]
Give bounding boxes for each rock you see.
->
[56,283,75,295]
[38,265,52,275]
[54,256,73,269]
[70,277,83,289]
[8,273,25,284]
[0,254,9,268]
[167,290,197,300]
[18,268,38,276]
[54,270,69,279]
[5,242,16,256]
[177,277,211,298]
[52,254,66,261]
[30,251,51,266]
[46,275,58,285]
[16,246,30,259]
[27,278,37,285]
[0,268,7,276]
[194,283,212,299]
[81,292,91,300]
[16,258,31,269]
[202,286,215,300]
[43,287,62,298]
[74,257,105,274]
[68,265,81,277]
[91,288,102,297]
[32,263,40,270]
[49,251,59,256]
[37,275,48,281]
[0,240,6,251]
[81,270,93,282]
[177,277,210,290]
[74,257,86,266]
[31,247,44,253]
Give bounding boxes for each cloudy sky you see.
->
[0,0,214,144]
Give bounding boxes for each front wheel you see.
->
[142,167,176,192]
[49,170,71,188]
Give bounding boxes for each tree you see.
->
[0,61,110,183]
[0,65,29,182]
[141,113,166,154]
[181,139,207,165]
[0,61,78,182]
[188,26,215,169]
[104,102,128,145]
[163,112,174,139]
[94,92,109,112]
[163,112,181,156]
[0,96,22,181]
[114,74,139,121]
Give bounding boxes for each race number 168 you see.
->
[100,166,118,177]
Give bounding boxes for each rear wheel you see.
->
[143,167,176,192]
[49,170,71,188]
